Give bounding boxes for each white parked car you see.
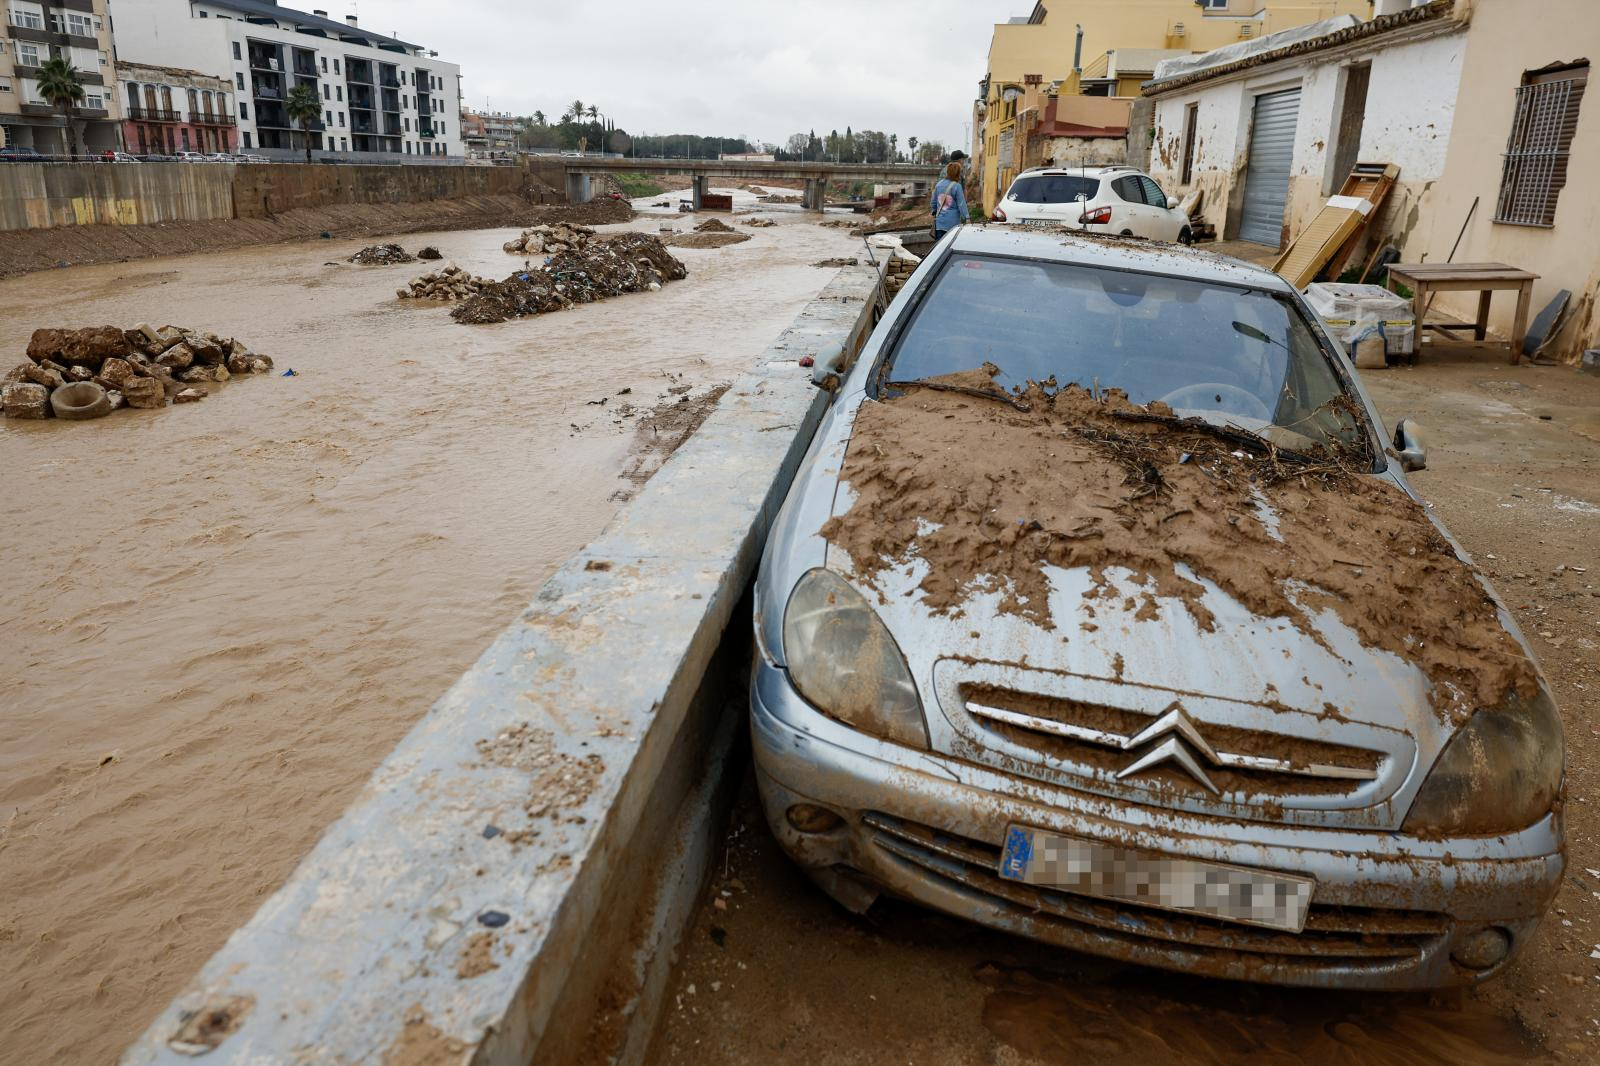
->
[173,151,211,163]
[992,165,1192,244]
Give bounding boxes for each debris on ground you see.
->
[614,383,731,499]
[416,246,443,260]
[693,218,734,233]
[819,219,856,229]
[451,232,686,325]
[397,264,496,302]
[821,369,1538,722]
[502,222,594,256]
[812,257,858,268]
[2,324,272,419]
[761,193,802,204]
[853,203,934,236]
[652,200,673,208]
[662,231,752,249]
[885,255,916,297]
[742,217,777,228]
[348,243,415,265]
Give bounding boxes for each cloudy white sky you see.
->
[353,0,1010,151]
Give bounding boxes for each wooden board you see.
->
[1271,162,1398,289]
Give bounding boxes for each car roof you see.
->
[946,224,1296,294]
[1015,165,1139,179]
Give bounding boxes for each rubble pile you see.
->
[2,324,273,419]
[742,217,777,228]
[761,193,802,204]
[502,222,595,256]
[348,243,416,265]
[693,218,734,233]
[397,264,496,302]
[662,231,751,249]
[812,257,859,268]
[452,232,687,325]
[885,255,916,296]
[416,246,444,260]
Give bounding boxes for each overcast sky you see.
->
[356,0,1006,150]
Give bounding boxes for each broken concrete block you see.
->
[97,357,135,389]
[23,363,64,390]
[156,343,195,370]
[174,388,206,403]
[120,375,165,409]
[2,382,50,418]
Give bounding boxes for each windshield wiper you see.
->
[1109,409,1321,464]
[884,379,1033,412]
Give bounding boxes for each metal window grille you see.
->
[1495,71,1586,226]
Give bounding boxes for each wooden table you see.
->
[1385,262,1540,365]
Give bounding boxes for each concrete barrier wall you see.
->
[122,262,887,1066]
[0,162,235,230]
[0,161,557,231]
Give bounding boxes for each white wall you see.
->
[1147,25,1464,247]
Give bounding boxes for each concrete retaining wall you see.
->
[121,262,887,1066]
[0,161,560,231]
[0,162,235,230]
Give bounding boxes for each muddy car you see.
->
[749,227,1564,989]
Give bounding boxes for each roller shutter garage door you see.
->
[1239,88,1301,247]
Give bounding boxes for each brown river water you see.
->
[0,195,861,1063]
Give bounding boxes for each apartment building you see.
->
[118,60,235,154]
[109,0,464,159]
[1,0,121,154]
[972,0,1369,213]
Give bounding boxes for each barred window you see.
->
[1494,62,1588,227]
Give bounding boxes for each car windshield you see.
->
[1007,174,1098,204]
[879,253,1368,455]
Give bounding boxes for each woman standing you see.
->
[930,161,968,241]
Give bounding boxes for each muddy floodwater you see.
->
[0,193,863,1063]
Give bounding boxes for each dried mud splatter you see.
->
[820,372,1537,720]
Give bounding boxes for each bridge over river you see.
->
[552,155,942,210]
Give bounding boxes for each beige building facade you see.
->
[0,0,121,154]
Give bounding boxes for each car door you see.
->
[1137,175,1184,241]
[1109,175,1155,236]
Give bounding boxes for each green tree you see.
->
[35,57,85,158]
[285,83,321,162]
[566,99,585,122]
[532,109,546,126]
[908,135,918,161]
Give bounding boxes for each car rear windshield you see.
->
[1006,174,1099,204]
[879,253,1368,454]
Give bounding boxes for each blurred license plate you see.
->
[998,826,1313,932]
[1019,218,1058,228]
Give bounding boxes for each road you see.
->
[649,343,1600,1065]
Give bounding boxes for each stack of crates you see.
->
[1303,283,1416,358]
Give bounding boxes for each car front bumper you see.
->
[750,655,1563,989]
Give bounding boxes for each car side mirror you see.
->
[811,341,848,391]
[1166,195,1179,209]
[1393,417,1427,472]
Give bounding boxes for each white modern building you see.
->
[108,0,464,159]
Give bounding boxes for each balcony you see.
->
[352,119,374,134]
[345,62,373,84]
[193,113,238,127]
[249,55,282,73]
[127,106,180,122]
[419,125,435,138]
[254,85,282,100]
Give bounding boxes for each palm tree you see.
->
[890,133,898,161]
[566,99,584,122]
[908,135,918,161]
[532,109,546,126]
[585,104,598,122]
[285,83,321,162]
[35,57,85,159]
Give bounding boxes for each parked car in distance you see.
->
[0,145,43,162]
[173,151,211,163]
[240,154,269,163]
[752,225,1563,991]
[102,151,142,163]
[992,165,1192,244]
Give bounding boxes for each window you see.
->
[94,15,102,31]
[404,141,411,154]
[403,116,409,130]
[337,112,343,126]
[18,42,39,66]
[235,72,244,89]
[1198,0,1228,8]
[1111,175,1143,202]
[0,77,10,92]
[321,56,328,72]
[181,128,190,149]
[8,2,45,30]
[1006,174,1097,203]
[1138,175,1170,207]
[99,51,108,67]
[1494,61,1588,227]
[233,42,242,61]
[1180,102,1199,185]
[323,84,329,100]
[325,109,331,124]
[333,59,340,73]
[242,132,251,147]
[239,101,248,118]
[65,11,92,35]
[335,85,342,101]
[340,137,347,150]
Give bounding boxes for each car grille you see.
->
[863,812,1448,963]
[960,684,1384,802]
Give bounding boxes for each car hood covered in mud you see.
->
[761,370,1547,832]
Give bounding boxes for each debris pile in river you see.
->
[416,246,444,260]
[452,232,687,325]
[693,218,734,233]
[661,230,751,249]
[397,264,496,302]
[742,217,777,228]
[502,222,594,256]
[2,324,273,419]
[348,243,415,265]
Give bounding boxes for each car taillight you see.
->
[1080,206,1112,225]
[991,207,1007,222]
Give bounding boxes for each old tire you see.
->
[50,380,112,420]
[1178,226,1193,246]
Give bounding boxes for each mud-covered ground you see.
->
[650,345,1600,1064]
[0,189,864,1064]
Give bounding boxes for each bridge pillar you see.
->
[565,171,591,204]
[803,177,827,213]
[692,174,708,211]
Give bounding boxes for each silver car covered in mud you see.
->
[749,226,1564,989]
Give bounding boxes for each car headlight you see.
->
[782,567,928,749]
[1402,691,1564,835]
